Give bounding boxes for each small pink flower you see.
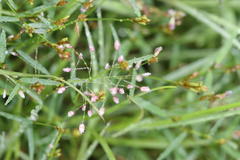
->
[91,95,98,102]
[89,45,95,52]
[48,144,54,149]
[10,51,17,56]
[80,8,87,13]
[119,88,125,94]
[78,53,83,59]
[109,87,118,95]
[99,107,105,116]
[140,86,150,92]
[113,96,119,104]
[87,110,93,117]
[63,67,72,72]
[84,91,91,96]
[67,111,75,117]
[154,46,163,56]
[135,61,141,69]
[169,17,176,30]
[79,123,85,134]
[57,87,66,94]
[8,35,14,39]
[168,9,176,16]
[64,43,73,48]
[81,105,86,111]
[2,89,7,99]
[18,90,25,99]
[127,84,134,89]
[57,45,64,50]
[118,55,124,63]
[142,72,151,77]
[114,40,121,51]
[136,75,143,82]
[105,63,110,70]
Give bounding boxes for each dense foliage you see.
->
[0,0,240,159]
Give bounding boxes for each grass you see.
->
[1,0,240,159]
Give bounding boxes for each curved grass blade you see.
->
[17,50,49,74]
[157,132,187,160]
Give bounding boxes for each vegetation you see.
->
[0,0,240,159]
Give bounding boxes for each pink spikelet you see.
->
[119,88,125,94]
[114,40,121,51]
[99,107,105,116]
[89,45,95,52]
[118,55,124,63]
[67,111,75,117]
[142,72,151,77]
[105,63,110,70]
[63,67,72,72]
[79,123,85,134]
[154,46,163,56]
[87,110,93,117]
[140,86,151,92]
[18,90,25,99]
[113,96,119,104]
[109,87,118,95]
[2,89,7,99]
[57,87,66,94]
[81,105,87,111]
[136,75,143,82]
[127,84,134,89]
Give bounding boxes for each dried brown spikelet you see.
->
[54,16,69,26]
[78,14,88,21]
[31,82,45,94]
[57,0,68,6]
[132,15,151,25]
[148,56,158,64]
[119,61,129,70]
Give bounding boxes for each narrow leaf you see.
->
[0,16,19,22]
[5,85,20,105]
[130,97,167,117]
[91,131,116,160]
[0,30,6,63]
[20,78,60,85]
[17,50,49,74]
[157,133,187,160]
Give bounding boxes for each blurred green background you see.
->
[1,0,240,159]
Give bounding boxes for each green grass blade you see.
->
[0,30,6,63]
[157,132,187,160]
[17,50,49,74]
[91,130,116,160]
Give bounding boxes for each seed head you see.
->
[79,123,85,134]
[140,86,150,92]
[18,90,25,99]
[67,111,75,117]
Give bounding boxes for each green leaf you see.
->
[0,111,30,123]
[20,78,60,85]
[5,85,20,105]
[0,16,19,22]
[91,131,116,160]
[25,88,43,105]
[17,50,49,74]
[157,132,187,160]
[130,97,167,118]
[0,30,6,63]
[26,127,34,160]
[6,0,18,11]
[128,0,141,17]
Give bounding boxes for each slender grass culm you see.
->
[1,0,240,159]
